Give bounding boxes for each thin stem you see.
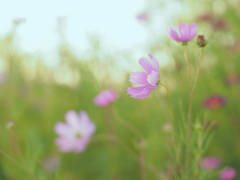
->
[184,46,192,83]
[139,143,147,180]
[186,48,204,175]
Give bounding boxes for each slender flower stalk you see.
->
[184,46,192,84]
[186,48,204,174]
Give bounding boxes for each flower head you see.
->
[203,95,226,110]
[168,23,197,44]
[94,89,117,107]
[127,54,160,99]
[220,168,236,180]
[54,110,96,153]
[200,156,221,170]
[197,35,208,48]
[137,12,148,22]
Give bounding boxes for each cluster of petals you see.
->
[203,95,226,110]
[220,168,236,180]
[127,54,160,99]
[168,23,197,42]
[54,110,96,153]
[200,156,221,170]
[94,89,117,107]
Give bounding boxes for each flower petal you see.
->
[147,71,159,86]
[65,110,81,128]
[78,111,96,136]
[74,138,91,153]
[148,54,159,72]
[127,86,146,95]
[55,137,77,153]
[188,23,197,39]
[179,23,189,41]
[139,57,153,73]
[129,71,148,85]
[168,26,180,41]
[54,122,73,137]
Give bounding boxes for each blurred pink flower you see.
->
[200,156,221,170]
[203,95,226,110]
[127,54,160,99]
[94,89,117,107]
[42,156,60,172]
[0,73,6,84]
[54,110,96,153]
[224,74,240,85]
[136,12,148,22]
[168,23,197,43]
[220,168,236,180]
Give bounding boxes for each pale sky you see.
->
[0,0,182,67]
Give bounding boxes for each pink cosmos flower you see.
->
[94,89,117,107]
[54,110,96,153]
[137,12,148,22]
[127,54,160,99]
[168,23,197,43]
[200,156,221,170]
[220,168,236,180]
[203,95,226,110]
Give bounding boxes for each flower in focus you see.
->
[54,110,96,153]
[136,12,148,22]
[220,168,236,180]
[224,74,240,86]
[94,89,117,107]
[127,54,160,99]
[203,95,226,110]
[200,156,221,170]
[168,23,197,44]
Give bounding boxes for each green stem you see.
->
[186,48,204,176]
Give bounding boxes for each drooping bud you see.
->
[197,35,207,48]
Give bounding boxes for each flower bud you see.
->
[197,35,207,48]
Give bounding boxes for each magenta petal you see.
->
[179,23,189,41]
[139,57,153,73]
[148,54,159,72]
[189,23,197,39]
[130,71,148,85]
[168,26,180,41]
[147,71,159,86]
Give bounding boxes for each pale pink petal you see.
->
[168,26,180,41]
[130,90,152,99]
[179,23,189,41]
[188,23,197,39]
[139,57,153,73]
[78,111,96,136]
[129,72,148,85]
[54,122,74,137]
[55,137,76,153]
[148,54,159,72]
[127,86,146,95]
[65,110,81,127]
[147,71,159,86]
[74,138,91,153]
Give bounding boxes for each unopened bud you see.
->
[197,35,207,48]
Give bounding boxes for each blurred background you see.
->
[0,0,240,179]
